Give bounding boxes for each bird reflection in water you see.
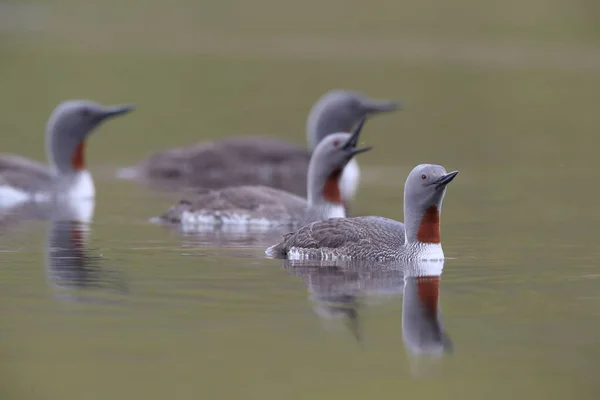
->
[403,260,452,351]
[283,258,452,367]
[285,259,406,342]
[176,228,285,251]
[44,199,128,303]
[285,261,364,342]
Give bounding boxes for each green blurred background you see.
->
[2,0,600,399]
[3,0,600,230]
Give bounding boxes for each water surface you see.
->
[2,170,599,399]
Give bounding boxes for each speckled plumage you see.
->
[158,185,309,227]
[266,164,458,261]
[267,216,409,260]
[154,127,371,230]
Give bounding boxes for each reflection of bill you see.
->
[45,199,128,303]
[402,259,452,357]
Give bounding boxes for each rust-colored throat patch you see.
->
[323,168,343,204]
[416,276,440,317]
[71,141,86,171]
[417,206,441,244]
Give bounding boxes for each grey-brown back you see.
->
[138,136,310,195]
[0,154,53,193]
[158,185,309,225]
[268,216,406,260]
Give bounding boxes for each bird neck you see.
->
[46,129,87,176]
[306,110,355,151]
[404,204,442,245]
[307,164,346,217]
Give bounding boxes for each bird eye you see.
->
[332,140,340,147]
[421,174,427,180]
[80,108,91,117]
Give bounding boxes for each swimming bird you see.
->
[0,100,134,208]
[154,117,372,230]
[118,89,399,205]
[266,164,458,261]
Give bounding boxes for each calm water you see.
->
[1,167,599,399]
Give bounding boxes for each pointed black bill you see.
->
[363,99,404,114]
[434,171,459,188]
[343,115,366,149]
[342,115,371,156]
[349,146,373,156]
[103,104,135,119]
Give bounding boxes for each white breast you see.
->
[0,171,95,209]
[404,258,445,277]
[339,158,360,201]
[0,185,30,208]
[323,204,345,219]
[404,242,445,261]
[63,171,95,199]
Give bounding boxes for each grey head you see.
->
[45,100,135,175]
[306,89,401,151]
[403,164,458,244]
[307,116,372,206]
